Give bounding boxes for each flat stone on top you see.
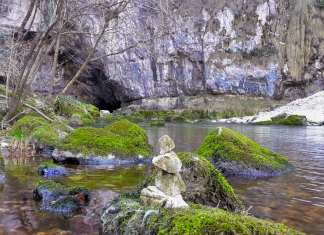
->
[152,151,182,173]
[159,135,175,155]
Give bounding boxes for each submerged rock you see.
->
[52,120,154,165]
[38,162,66,177]
[141,186,189,209]
[33,180,90,217]
[152,151,182,173]
[196,127,295,176]
[158,135,175,154]
[154,170,185,196]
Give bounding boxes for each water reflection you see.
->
[138,123,324,234]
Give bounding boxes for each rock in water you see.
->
[140,186,189,209]
[159,135,175,154]
[152,151,182,173]
[155,170,185,196]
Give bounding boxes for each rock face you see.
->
[141,135,188,209]
[196,127,295,176]
[3,0,323,108]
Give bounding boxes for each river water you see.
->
[0,123,323,234]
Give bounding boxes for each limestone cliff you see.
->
[1,0,324,109]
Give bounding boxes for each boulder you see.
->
[44,195,83,217]
[152,151,182,173]
[158,135,175,154]
[100,110,110,118]
[196,127,295,176]
[68,113,83,126]
[38,162,66,177]
[140,186,189,209]
[155,170,185,196]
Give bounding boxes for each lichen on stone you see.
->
[196,127,295,176]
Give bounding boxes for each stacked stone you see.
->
[140,135,189,209]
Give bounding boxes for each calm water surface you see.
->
[0,122,323,234]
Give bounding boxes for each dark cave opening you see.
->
[97,98,121,113]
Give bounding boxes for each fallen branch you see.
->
[4,111,27,123]
[0,94,74,131]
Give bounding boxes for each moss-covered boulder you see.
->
[38,162,66,177]
[100,199,303,235]
[255,113,308,126]
[151,121,165,126]
[196,127,295,176]
[52,120,154,165]
[9,116,70,150]
[33,181,90,217]
[0,151,5,183]
[142,152,242,212]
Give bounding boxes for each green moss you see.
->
[82,118,93,124]
[38,162,61,170]
[149,204,303,235]
[196,127,294,175]
[177,152,235,195]
[35,180,68,200]
[172,115,192,123]
[151,121,165,126]
[271,113,287,122]
[67,186,90,201]
[10,116,64,148]
[0,86,13,97]
[278,115,307,126]
[255,121,275,125]
[59,120,154,157]
[53,96,86,117]
[139,111,156,120]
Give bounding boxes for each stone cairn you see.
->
[140,135,189,209]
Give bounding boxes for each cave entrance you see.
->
[97,98,121,113]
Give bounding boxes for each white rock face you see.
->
[155,170,186,196]
[152,151,182,173]
[159,135,175,154]
[140,186,189,209]
[100,110,111,118]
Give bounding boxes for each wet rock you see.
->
[154,170,185,196]
[196,127,295,176]
[158,135,175,154]
[68,114,83,126]
[140,186,189,209]
[33,180,67,202]
[152,151,182,173]
[45,195,83,217]
[38,162,66,177]
[100,110,110,118]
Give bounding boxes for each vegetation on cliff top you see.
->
[196,127,294,176]
[58,120,154,157]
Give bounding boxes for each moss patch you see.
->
[151,121,165,126]
[9,116,69,149]
[196,127,295,176]
[149,204,302,235]
[58,120,154,158]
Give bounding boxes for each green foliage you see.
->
[316,0,324,7]
[271,113,287,122]
[151,121,165,126]
[150,205,303,235]
[82,118,93,124]
[0,86,13,97]
[278,115,307,126]
[196,127,294,175]
[59,120,154,157]
[255,121,275,125]
[139,111,156,120]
